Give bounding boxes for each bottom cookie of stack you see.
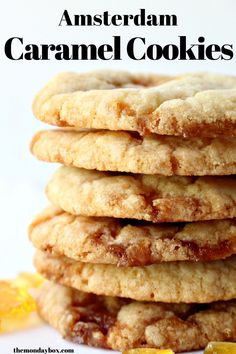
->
[37,281,236,352]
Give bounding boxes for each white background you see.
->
[0,0,235,352]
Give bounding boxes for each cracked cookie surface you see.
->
[31,130,236,175]
[34,251,236,303]
[46,166,236,222]
[32,71,236,137]
[37,282,236,352]
[29,206,236,266]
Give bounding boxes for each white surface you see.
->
[0,0,235,352]
[0,325,119,354]
[0,324,203,354]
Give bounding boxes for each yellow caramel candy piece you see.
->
[0,273,43,333]
[205,342,236,354]
[13,272,44,289]
[123,349,174,354]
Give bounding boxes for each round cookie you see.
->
[29,206,236,266]
[31,130,236,176]
[46,166,236,222]
[35,251,236,303]
[32,71,236,137]
[37,281,236,352]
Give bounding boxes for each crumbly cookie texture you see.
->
[29,206,236,266]
[34,251,236,303]
[46,166,236,222]
[31,130,236,176]
[32,71,236,137]
[37,282,236,352]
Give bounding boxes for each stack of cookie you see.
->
[29,71,236,352]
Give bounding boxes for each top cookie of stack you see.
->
[33,70,236,137]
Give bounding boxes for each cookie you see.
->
[34,251,236,303]
[37,281,236,352]
[31,130,236,176]
[29,206,236,266]
[32,71,236,137]
[46,166,236,222]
